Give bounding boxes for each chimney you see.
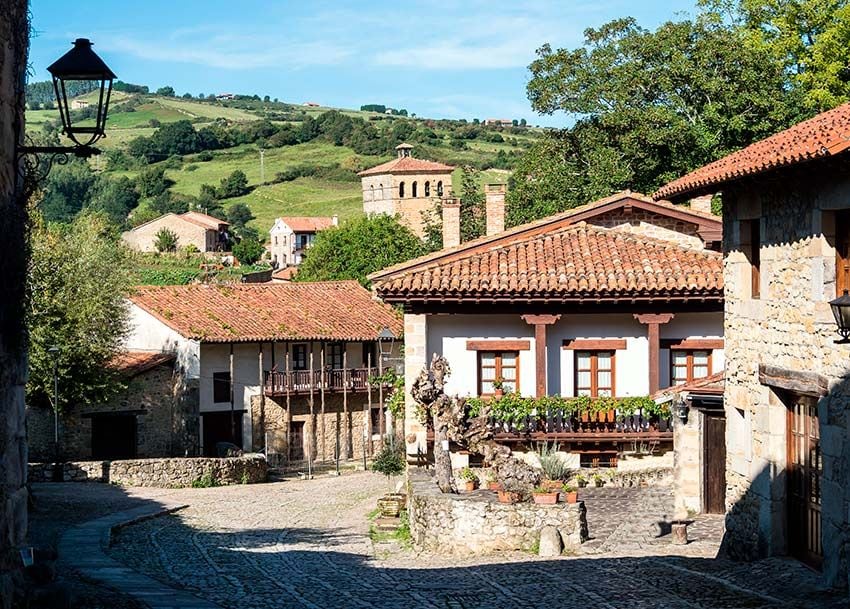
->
[331,214,339,226]
[689,194,713,214]
[442,198,461,249]
[485,183,506,236]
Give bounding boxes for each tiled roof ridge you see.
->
[369,190,718,281]
[357,156,455,177]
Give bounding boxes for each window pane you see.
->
[481,381,494,394]
[577,388,592,397]
[503,381,517,392]
[501,367,516,381]
[693,351,709,365]
[481,352,496,366]
[597,371,611,388]
[481,367,496,381]
[576,352,591,368]
[577,371,591,388]
[597,388,612,397]
[597,352,612,368]
[673,367,688,382]
[694,366,709,378]
[502,352,517,366]
[672,351,688,365]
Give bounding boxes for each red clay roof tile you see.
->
[279,217,336,232]
[357,156,455,177]
[110,350,175,377]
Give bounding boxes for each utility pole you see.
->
[259,149,265,184]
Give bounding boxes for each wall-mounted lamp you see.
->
[829,289,850,343]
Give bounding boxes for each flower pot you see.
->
[564,491,578,504]
[580,411,590,422]
[494,388,504,398]
[487,481,502,491]
[532,492,559,505]
[542,479,562,492]
[497,490,521,504]
[593,480,604,488]
[606,409,616,423]
[463,480,477,492]
[377,496,401,518]
[576,480,588,488]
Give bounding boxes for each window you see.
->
[835,210,850,294]
[478,351,519,395]
[575,351,614,397]
[292,344,308,370]
[328,343,344,369]
[370,407,384,435]
[412,181,418,197]
[399,182,405,198]
[424,181,430,196]
[437,181,443,197]
[742,219,761,299]
[213,372,231,403]
[671,350,711,385]
[369,185,374,201]
[362,342,376,367]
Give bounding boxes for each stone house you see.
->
[122,211,230,253]
[269,215,338,268]
[27,351,198,462]
[656,102,850,590]
[358,143,454,237]
[370,189,724,470]
[126,281,403,463]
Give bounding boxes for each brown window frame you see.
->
[742,219,761,299]
[292,344,308,371]
[835,210,850,295]
[327,343,344,369]
[574,350,615,397]
[477,351,520,396]
[670,349,712,386]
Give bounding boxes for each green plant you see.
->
[369,369,405,418]
[536,442,570,481]
[562,483,577,493]
[533,485,551,494]
[240,470,250,485]
[593,474,604,486]
[154,227,178,253]
[191,471,220,488]
[459,467,478,482]
[371,438,406,481]
[576,474,588,487]
[233,238,264,265]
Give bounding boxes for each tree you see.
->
[149,191,189,215]
[136,166,172,198]
[219,170,249,199]
[458,166,485,242]
[86,176,140,226]
[226,202,255,233]
[156,85,175,97]
[154,227,178,252]
[40,160,97,223]
[512,13,802,225]
[296,215,425,286]
[27,212,131,412]
[233,238,264,265]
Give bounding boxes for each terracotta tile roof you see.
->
[279,216,335,232]
[110,350,175,377]
[372,222,723,304]
[655,103,850,200]
[180,211,228,229]
[653,371,724,401]
[129,281,402,343]
[357,156,455,177]
[370,191,719,285]
[272,266,299,281]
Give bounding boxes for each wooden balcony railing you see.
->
[263,367,386,396]
[490,409,673,443]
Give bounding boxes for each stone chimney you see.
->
[442,198,461,249]
[485,183,506,236]
[331,214,339,226]
[689,194,713,214]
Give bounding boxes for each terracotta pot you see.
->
[580,411,590,422]
[564,491,578,504]
[532,491,559,505]
[377,495,402,517]
[494,388,504,398]
[463,480,477,492]
[606,409,616,423]
[497,490,521,504]
[488,481,502,491]
[576,480,588,488]
[542,479,562,492]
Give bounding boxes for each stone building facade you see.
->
[657,103,850,591]
[358,143,454,237]
[122,211,229,252]
[27,351,199,462]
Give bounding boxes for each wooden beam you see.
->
[521,314,561,398]
[466,339,531,351]
[563,339,627,350]
[758,364,829,397]
[661,338,724,350]
[634,313,674,395]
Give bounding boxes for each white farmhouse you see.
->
[269,216,338,268]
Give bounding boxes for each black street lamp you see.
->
[378,326,396,359]
[18,38,116,170]
[829,289,850,342]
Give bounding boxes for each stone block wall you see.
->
[27,363,199,462]
[28,455,267,487]
[408,470,587,555]
[723,173,850,589]
[589,209,706,250]
[673,412,701,514]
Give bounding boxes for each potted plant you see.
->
[562,483,578,504]
[532,485,559,505]
[593,474,605,488]
[535,442,570,490]
[485,472,502,491]
[497,480,525,504]
[492,378,505,398]
[576,474,588,488]
[371,438,407,517]
[459,467,478,491]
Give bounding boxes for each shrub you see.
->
[154,228,178,253]
[536,442,570,481]
[232,238,264,265]
[371,438,406,480]
[191,471,220,488]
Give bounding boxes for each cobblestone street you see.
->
[31,471,830,609]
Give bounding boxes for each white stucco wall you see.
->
[125,304,200,377]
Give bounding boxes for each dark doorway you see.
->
[91,414,137,460]
[289,421,305,461]
[787,398,823,569]
[202,410,243,457]
[702,411,726,514]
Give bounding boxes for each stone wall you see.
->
[360,171,453,237]
[408,470,587,555]
[28,455,267,487]
[589,209,705,250]
[121,215,211,253]
[27,362,199,462]
[0,4,30,608]
[674,411,701,514]
[723,171,850,589]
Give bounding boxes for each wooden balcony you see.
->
[263,367,386,396]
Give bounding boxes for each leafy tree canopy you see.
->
[296,215,425,286]
[233,238,264,265]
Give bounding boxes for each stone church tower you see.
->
[358,143,454,236]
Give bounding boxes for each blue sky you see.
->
[29,1,698,127]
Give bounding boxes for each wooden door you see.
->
[787,400,822,569]
[91,414,137,460]
[201,411,243,457]
[289,421,305,461]
[702,412,727,514]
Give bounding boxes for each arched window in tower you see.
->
[399,182,405,198]
[412,181,418,197]
[437,181,443,197]
[378,183,383,199]
[369,185,374,201]
[424,181,430,196]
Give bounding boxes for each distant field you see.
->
[156,97,258,121]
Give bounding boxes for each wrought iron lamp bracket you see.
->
[16,140,100,189]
